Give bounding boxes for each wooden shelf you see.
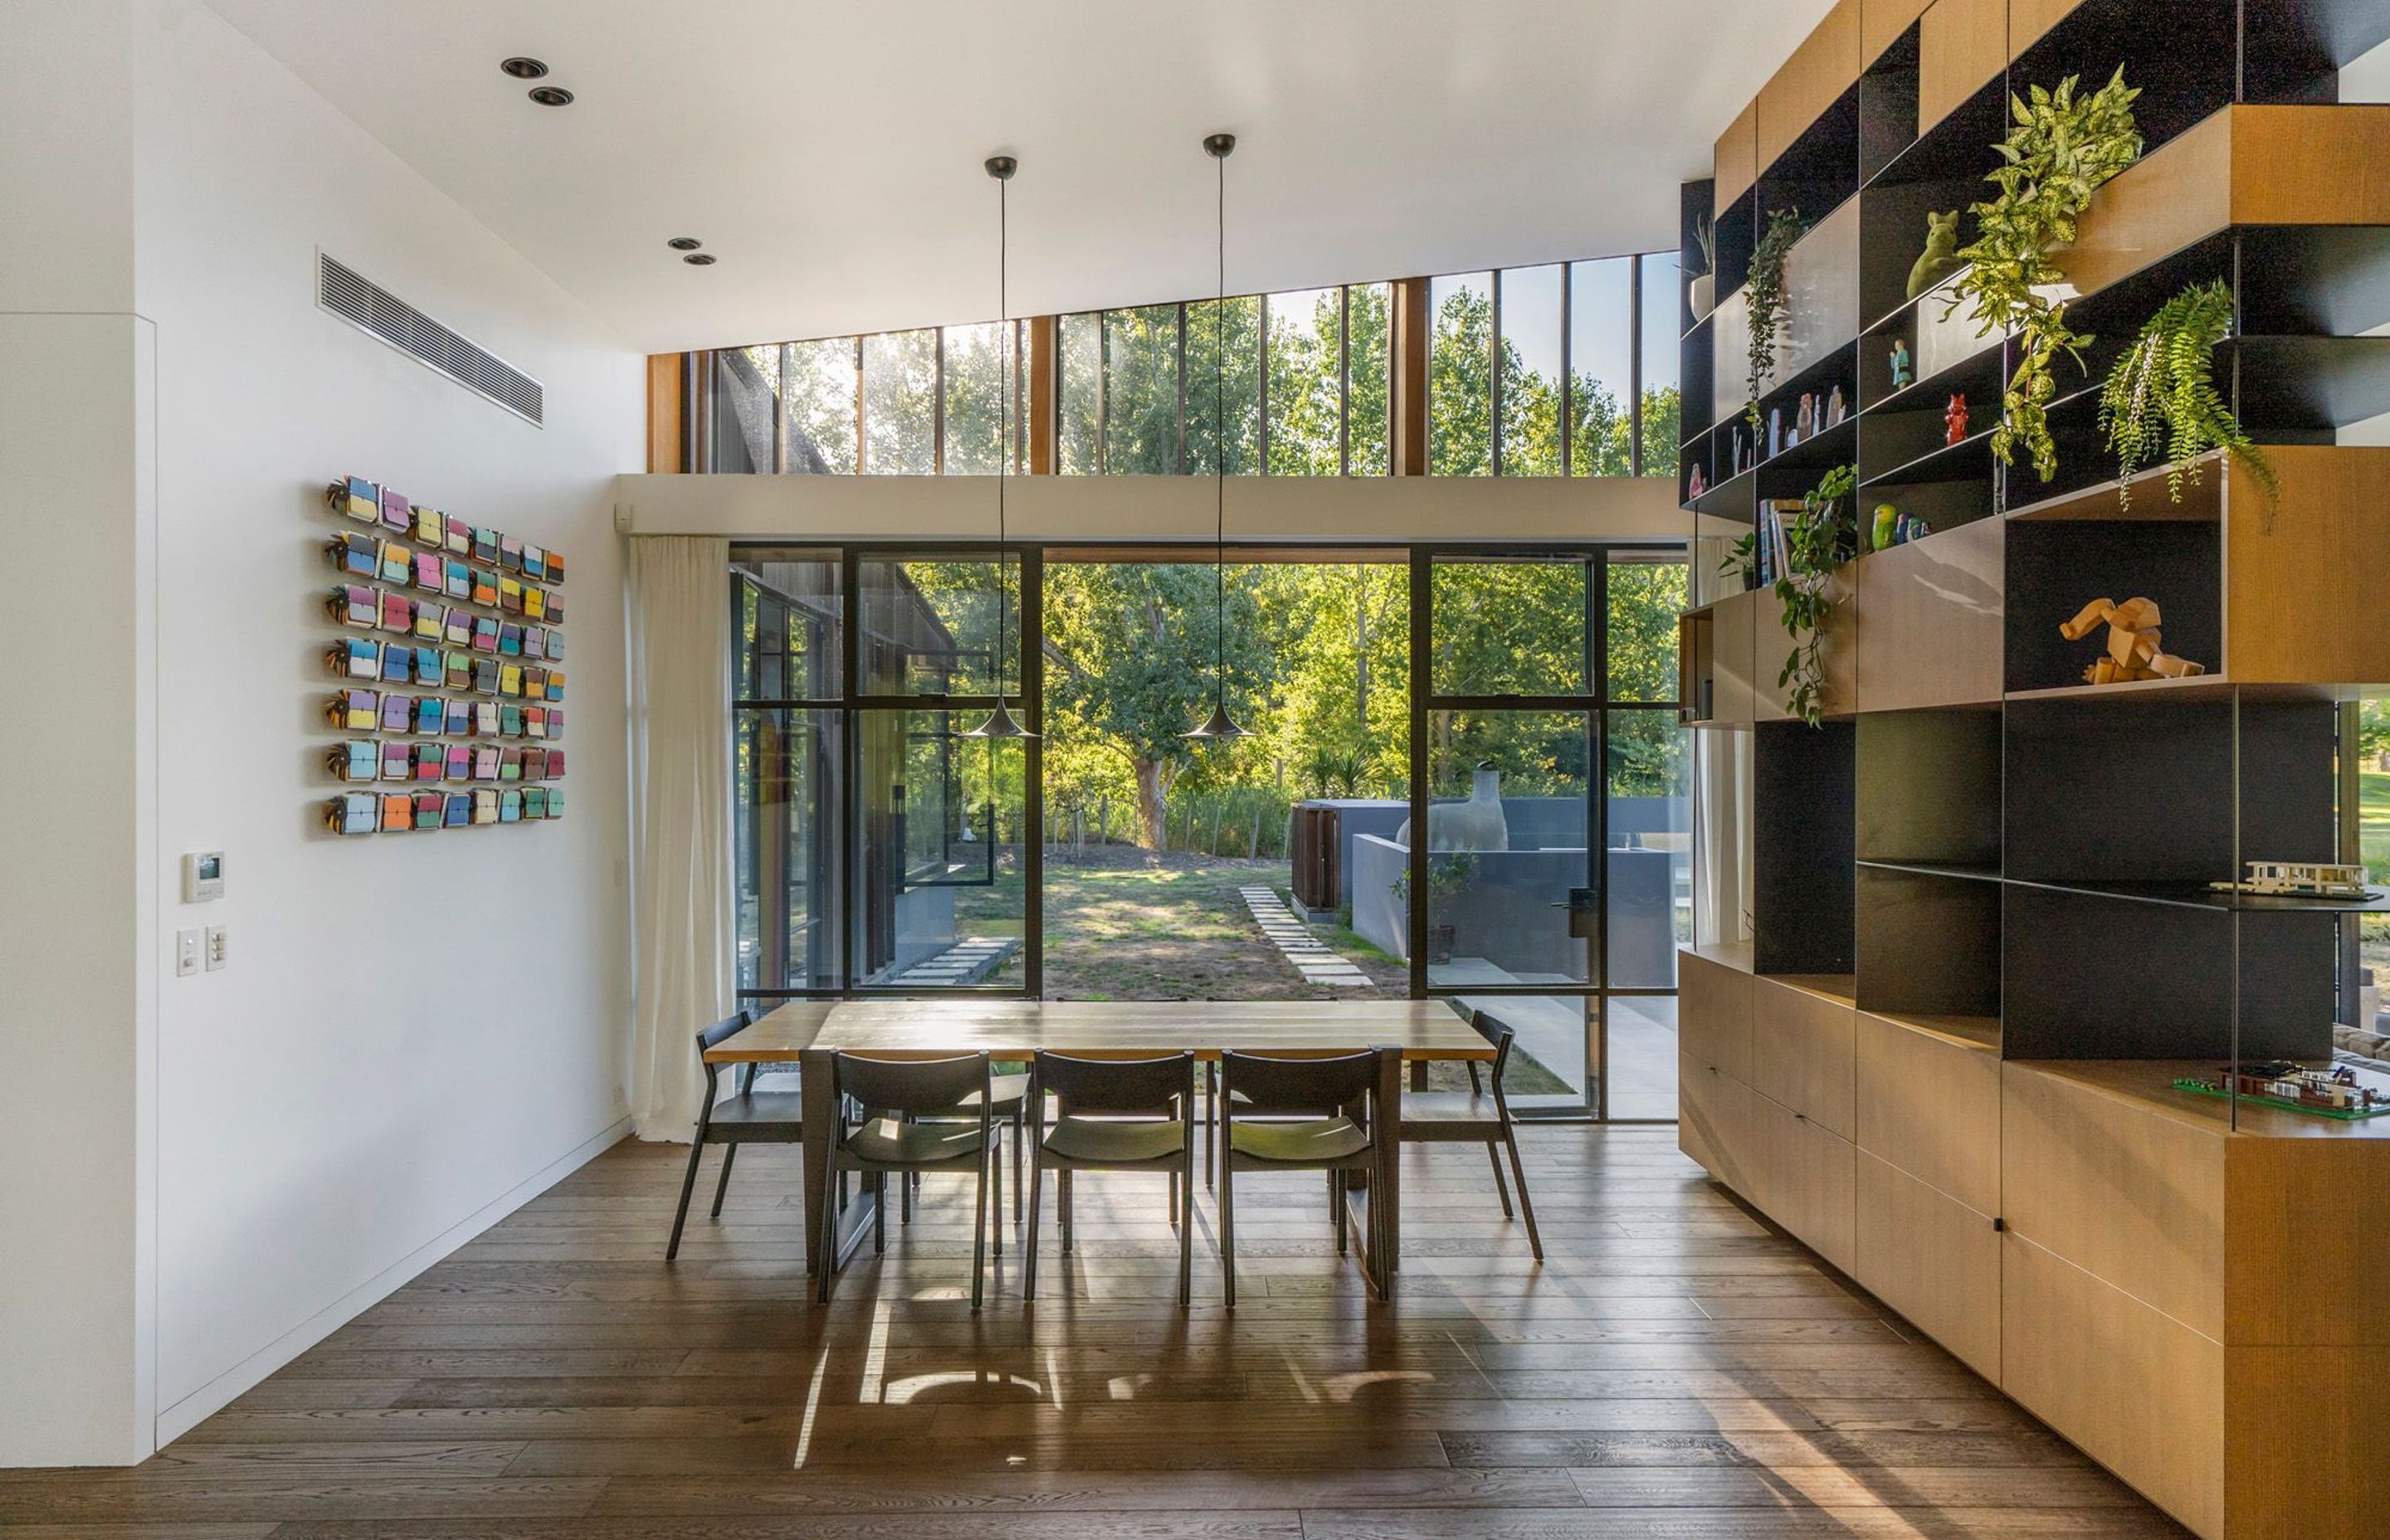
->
[1763,972,1858,1010]
[2003,674,2236,704]
[1861,1007,2001,1052]
[2020,1057,2390,1140]
[2003,453,2224,522]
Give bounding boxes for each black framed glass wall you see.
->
[1407,547,1690,1119]
[734,546,1040,1002]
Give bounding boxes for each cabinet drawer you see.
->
[1680,950,1755,1084]
[1758,1091,1856,1274]
[2002,1231,2223,1538]
[1752,977,1856,1138]
[1855,1011,1999,1213]
[1680,1053,1762,1200]
[1856,1151,2000,1380]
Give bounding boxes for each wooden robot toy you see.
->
[2058,596,2207,685]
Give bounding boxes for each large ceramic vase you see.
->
[1398,765,1510,853]
[1689,272,1715,320]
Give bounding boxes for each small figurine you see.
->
[1796,393,1817,443]
[2175,1060,2390,1119]
[1889,337,1913,391]
[1826,385,1846,428]
[1893,513,1928,544]
[1944,392,1968,445]
[1871,503,1897,551]
[1686,465,1706,499]
[1906,210,1963,300]
[1768,407,1783,458]
[2211,861,2373,900]
[2058,596,2207,685]
[1733,427,1749,475]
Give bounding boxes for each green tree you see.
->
[1431,284,1493,476]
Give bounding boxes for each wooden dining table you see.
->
[710,998,1498,1296]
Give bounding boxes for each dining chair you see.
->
[667,1010,805,1261]
[1397,1009,1542,1260]
[1023,1052,1198,1307]
[1216,1048,1388,1307]
[911,1064,1028,1255]
[817,1052,995,1308]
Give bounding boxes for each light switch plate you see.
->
[175,928,201,977]
[204,925,227,972]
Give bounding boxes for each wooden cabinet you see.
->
[1756,1090,1856,1273]
[1755,0,1861,173]
[1857,1150,2000,1377]
[1856,1011,1998,1213]
[1861,0,1933,66]
[1854,518,2002,712]
[2225,447,2390,686]
[1680,948,1754,1084]
[1750,975,1856,1138]
[1709,589,1759,728]
[1679,1050,1763,1196]
[1917,0,2006,132]
[1753,561,1856,723]
[1715,100,1758,214]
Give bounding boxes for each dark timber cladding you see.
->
[0,1133,2184,1535]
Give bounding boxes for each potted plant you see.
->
[1391,851,1479,965]
[1746,208,1806,431]
[1688,213,1717,320]
[1944,69,2142,482]
[2097,278,2276,514]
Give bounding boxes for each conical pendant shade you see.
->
[1183,699,1249,741]
[964,696,1034,739]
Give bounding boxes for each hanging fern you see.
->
[1746,209,1806,433]
[1776,463,1856,728]
[1945,70,2142,482]
[2097,279,2275,514]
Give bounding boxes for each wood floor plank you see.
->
[0,1129,2188,1538]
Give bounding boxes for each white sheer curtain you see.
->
[1691,728,1754,953]
[627,535,734,1141]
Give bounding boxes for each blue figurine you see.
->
[1889,336,1913,392]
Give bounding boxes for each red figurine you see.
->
[1944,392,1968,446]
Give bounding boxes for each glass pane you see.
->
[1184,295,1261,475]
[1417,710,1592,1000]
[857,553,1022,697]
[1430,556,1589,697]
[856,710,1026,988]
[1606,708,1690,990]
[1266,288,1340,475]
[734,707,845,993]
[1058,313,1100,474]
[783,338,857,474]
[710,345,781,473]
[1602,996,1679,1118]
[1607,553,1687,704]
[1429,272,1492,476]
[1638,252,1683,477]
[1347,283,1392,475]
[861,329,938,474]
[1568,257,1634,475]
[1104,305,1181,474]
[1498,266,1563,475]
[942,321,1015,475]
[733,550,843,700]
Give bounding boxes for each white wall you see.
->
[4,1,641,1465]
[130,1,641,1442]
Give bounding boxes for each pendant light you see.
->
[1184,130,1250,743]
[965,153,1036,739]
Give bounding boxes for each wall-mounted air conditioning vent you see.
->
[316,251,544,426]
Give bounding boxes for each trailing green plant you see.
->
[1945,69,2143,482]
[1746,208,1807,431]
[1774,463,1856,728]
[2097,279,2275,514]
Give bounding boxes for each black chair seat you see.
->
[957,1072,1029,1112]
[1228,1115,1370,1162]
[1398,1089,1501,1129]
[701,1091,807,1131]
[844,1115,984,1167]
[1044,1115,1187,1165]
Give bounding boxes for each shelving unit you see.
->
[1674,2,2390,1535]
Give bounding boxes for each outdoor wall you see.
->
[3,1,643,1466]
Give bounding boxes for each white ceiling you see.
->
[207,0,1829,353]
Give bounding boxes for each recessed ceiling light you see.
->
[667,237,702,251]
[683,253,717,266]
[499,56,549,79]
[527,85,574,107]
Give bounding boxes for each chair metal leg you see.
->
[1486,1140,1514,1218]
[709,1143,739,1219]
[1178,1157,1194,1309]
[970,1153,989,1312]
[1060,1169,1073,1255]
[989,1125,1004,1260]
[1218,1159,1236,1309]
[1334,1168,1349,1255]
[1012,1109,1024,1225]
[1203,1065,1216,1190]
[1024,1157,1045,1302]
[816,1148,841,1304]
[1503,1126,1543,1261]
[666,1136,708,1260]
[873,1172,889,1254]
[1168,1169,1179,1226]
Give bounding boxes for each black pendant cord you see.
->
[968,154,1030,739]
[1213,143,1226,708]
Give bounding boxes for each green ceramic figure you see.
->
[1906,210,1963,300]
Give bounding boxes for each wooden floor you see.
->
[1,1128,2191,1538]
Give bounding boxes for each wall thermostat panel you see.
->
[182,850,225,903]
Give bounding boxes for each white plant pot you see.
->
[1689,273,1715,320]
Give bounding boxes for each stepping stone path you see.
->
[890,935,1019,987]
[1238,886,1373,988]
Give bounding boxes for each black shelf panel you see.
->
[2012,0,2237,162]
[2229,334,2390,436]
[1858,859,2003,884]
[1757,414,1856,475]
[1689,463,1758,519]
[2004,875,2390,914]
[1863,75,2009,194]
[1861,423,1997,490]
[1861,323,2002,417]
[1860,864,2002,1021]
[1753,719,1856,977]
